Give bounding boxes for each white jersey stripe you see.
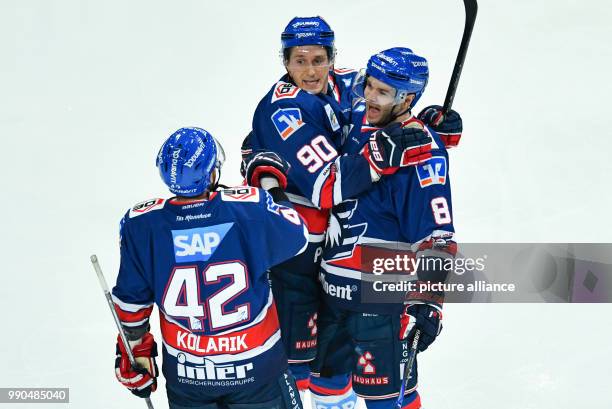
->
[332,157,343,205]
[320,261,362,280]
[112,294,154,312]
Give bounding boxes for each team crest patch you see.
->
[271,82,300,103]
[416,156,447,187]
[271,107,305,140]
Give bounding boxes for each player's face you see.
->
[364,77,413,126]
[285,46,331,94]
[364,76,398,125]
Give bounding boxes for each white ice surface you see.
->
[1,0,611,408]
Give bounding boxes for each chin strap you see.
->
[387,91,416,123]
[391,105,412,122]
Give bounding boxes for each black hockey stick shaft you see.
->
[91,255,155,409]
[442,0,478,114]
[395,329,421,409]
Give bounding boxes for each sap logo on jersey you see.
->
[271,107,305,140]
[416,156,447,188]
[172,223,233,262]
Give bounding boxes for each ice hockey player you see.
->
[240,16,435,395]
[309,48,459,409]
[111,127,310,409]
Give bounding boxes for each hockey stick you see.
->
[442,0,478,114]
[91,255,155,409]
[395,329,421,409]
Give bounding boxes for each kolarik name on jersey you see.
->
[177,331,248,354]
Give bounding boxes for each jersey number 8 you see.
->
[431,197,452,225]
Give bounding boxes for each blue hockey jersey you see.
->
[320,117,456,314]
[248,70,369,242]
[111,187,308,398]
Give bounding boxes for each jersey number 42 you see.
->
[162,261,250,331]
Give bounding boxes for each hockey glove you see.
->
[244,151,290,190]
[115,332,159,398]
[362,122,432,176]
[399,303,442,352]
[417,105,463,148]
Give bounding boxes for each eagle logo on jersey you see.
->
[325,200,367,260]
[416,156,447,188]
[271,107,305,140]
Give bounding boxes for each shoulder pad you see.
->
[271,81,301,103]
[129,198,166,218]
[220,187,260,203]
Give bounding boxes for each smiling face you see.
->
[364,76,414,126]
[285,45,331,94]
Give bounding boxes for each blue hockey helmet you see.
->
[281,16,335,49]
[156,127,225,197]
[281,16,336,62]
[354,47,429,108]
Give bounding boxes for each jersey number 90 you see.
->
[297,135,338,173]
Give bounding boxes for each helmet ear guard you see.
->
[208,136,225,191]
